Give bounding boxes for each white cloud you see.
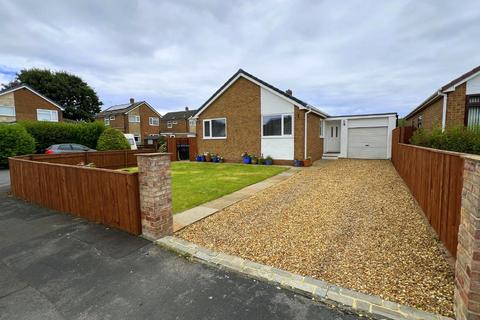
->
[0,0,479,116]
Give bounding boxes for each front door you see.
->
[325,122,341,153]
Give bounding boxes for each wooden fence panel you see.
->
[391,127,463,257]
[9,157,142,235]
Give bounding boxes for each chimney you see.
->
[130,98,135,104]
[185,106,189,111]
[286,89,293,96]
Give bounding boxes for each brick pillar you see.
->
[136,153,173,240]
[456,155,480,320]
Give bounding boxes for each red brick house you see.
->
[405,65,480,130]
[159,107,197,137]
[0,85,64,123]
[194,69,397,163]
[96,98,162,145]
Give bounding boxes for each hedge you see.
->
[0,124,36,167]
[96,127,131,151]
[18,121,105,151]
[410,126,480,155]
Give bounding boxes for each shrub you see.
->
[19,120,105,151]
[410,125,480,155]
[96,127,130,151]
[0,124,36,167]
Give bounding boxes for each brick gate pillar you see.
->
[456,155,480,319]
[136,153,173,240]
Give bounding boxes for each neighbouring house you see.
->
[0,85,64,123]
[159,107,197,137]
[96,98,162,145]
[193,69,397,163]
[405,65,480,130]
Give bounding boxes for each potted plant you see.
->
[196,155,203,162]
[218,156,224,163]
[241,152,251,164]
[303,156,312,167]
[251,155,258,164]
[258,155,265,165]
[204,152,212,162]
[294,159,303,167]
[264,155,273,165]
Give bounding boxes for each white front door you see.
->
[325,121,341,153]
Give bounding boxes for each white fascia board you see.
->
[443,70,480,92]
[326,114,397,121]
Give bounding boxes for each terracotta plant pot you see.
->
[303,159,312,167]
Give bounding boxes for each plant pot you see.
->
[265,159,273,165]
[205,155,212,162]
[303,159,312,167]
[243,157,251,164]
[201,155,206,162]
[196,156,203,162]
[251,159,258,165]
[294,159,303,167]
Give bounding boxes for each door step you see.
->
[322,153,340,160]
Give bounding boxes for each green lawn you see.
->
[124,162,287,213]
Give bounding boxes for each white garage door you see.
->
[347,127,388,159]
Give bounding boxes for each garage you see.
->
[347,127,388,159]
[323,113,397,160]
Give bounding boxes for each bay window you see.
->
[203,118,226,139]
[262,114,293,137]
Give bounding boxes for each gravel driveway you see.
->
[178,159,454,317]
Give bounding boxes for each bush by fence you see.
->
[0,124,36,167]
[411,126,480,155]
[96,127,131,151]
[19,120,105,151]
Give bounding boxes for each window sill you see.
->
[203,137,227,140]
[261,135,294,139]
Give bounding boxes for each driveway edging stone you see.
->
[156,236,453,320]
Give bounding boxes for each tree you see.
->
[0,124,36,167]
[96,128,131,151]
[2,68,102,121]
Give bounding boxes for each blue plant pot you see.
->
[196,156,202,162]
[294,160,302,167]
[242,157,251,164]
[201,156,206,162]
[265,159,273,165]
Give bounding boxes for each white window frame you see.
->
[0,105,15,117]
[129,115,140,123]
[149,117,159,126]
[109,115,115,120]
[203,118,227,140]
[261,113,294,138]
[104,118,110,125]
[36,109,58,122]
[319,120,324,138]
[167,121,173,128]
[189,119,196,126]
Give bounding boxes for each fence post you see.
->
[455,155,480,320]
[136,153,173,240]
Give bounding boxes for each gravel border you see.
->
[157,236,453,320]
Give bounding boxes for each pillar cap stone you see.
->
[136,153,172,157]
[462,154,480,162]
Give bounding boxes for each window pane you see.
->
[58,144,72,150]
[283,115,292,135]
[0,106,14,116]
[263,115,282,136]
[468,106,480,130]
[37,110,52,121]
[211,119,226,137]
[204,121,210,137]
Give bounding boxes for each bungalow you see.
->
[193,69,397,163]
[0,85,64,123]
[96,98,162,145]
[405,65,480,130]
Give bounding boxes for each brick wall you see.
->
[159,119,189,134]
[13,88,63,121]
[447,83,467,128]
[98,114,127,132]
[307,113,324,161]
[405,97,444,130]
[455,155,480,320]
[139,104,161,142]
[196,77,261,162]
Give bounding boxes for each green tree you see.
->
[0,124,36,167]
[2,68,102,121]
[96,128,130,151]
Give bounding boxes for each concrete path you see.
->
[0,187,361,320]
[173,167,299,231]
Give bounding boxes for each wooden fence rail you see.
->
[391,127,463,257]
[8,151,147,235]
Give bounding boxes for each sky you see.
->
[0,0,479,117]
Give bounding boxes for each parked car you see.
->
[45,144,96,154]
[124,134,138,150]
